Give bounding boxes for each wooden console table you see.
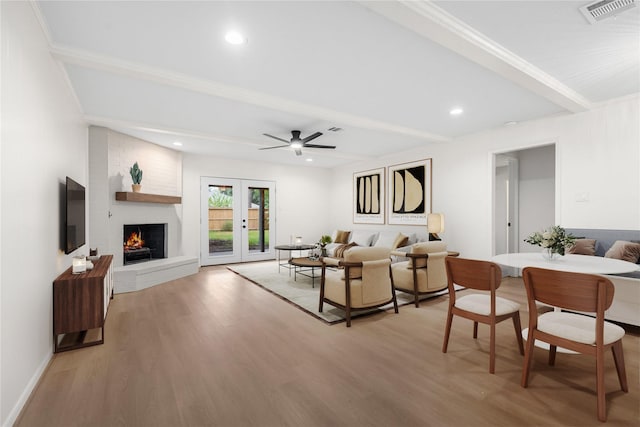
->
[53,255,113,353]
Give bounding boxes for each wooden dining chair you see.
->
[442,257,524,373]
[521,267,628,422]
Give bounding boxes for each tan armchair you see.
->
[319,246,398,327]
[390,241,448,307]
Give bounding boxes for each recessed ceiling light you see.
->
[225,31,247,45]
[504,121,518,127]
[449,107,464,116]
[173,141,183,146]
[305,158,313,162]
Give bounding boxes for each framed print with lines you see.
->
[353,168,385,224]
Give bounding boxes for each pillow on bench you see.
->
[605,240,640,263]
[567,239,596,256]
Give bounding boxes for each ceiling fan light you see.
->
[291,141,302,149]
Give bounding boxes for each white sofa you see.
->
[324,229,432,259]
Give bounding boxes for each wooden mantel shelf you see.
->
[115,192,181,204]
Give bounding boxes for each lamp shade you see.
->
[427,213,444,233]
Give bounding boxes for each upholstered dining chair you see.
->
[442,257,524,373]
[319,246,398,327]
[390,241,448,307]
[521,267,628,422]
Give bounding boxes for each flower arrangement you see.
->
[524,225,576,257]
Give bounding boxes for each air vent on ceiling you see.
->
[580,0,636,24]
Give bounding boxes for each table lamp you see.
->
[428,213,444,241]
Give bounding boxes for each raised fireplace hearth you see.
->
[123,223,167,265]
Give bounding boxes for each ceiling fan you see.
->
[260,130,336,156]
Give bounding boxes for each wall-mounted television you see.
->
[65,176,86,254]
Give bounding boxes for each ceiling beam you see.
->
[359,0,593,113]
[50,45,451,143]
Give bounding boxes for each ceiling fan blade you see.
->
[259,145,289,150]
[263,133,290,144]
[302,132,323,143]
[295,148,303,156]
[304,143,336,149]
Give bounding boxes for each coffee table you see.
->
[274,244,316,274]
[289,257,323,287]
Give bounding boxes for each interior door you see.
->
[201,177,275,266]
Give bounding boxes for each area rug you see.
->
[227,261,455,325]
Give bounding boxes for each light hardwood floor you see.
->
[17,266,639,426]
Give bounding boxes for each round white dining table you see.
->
[491,252,639,275]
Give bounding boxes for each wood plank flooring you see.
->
[16,266,639,426]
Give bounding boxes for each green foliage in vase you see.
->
[319,235,332,247]
[524,225,576,256]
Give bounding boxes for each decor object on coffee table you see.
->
[320,246,398,327]
[130,161,143,192]
[388,159,431,225]
[318,235,332,256]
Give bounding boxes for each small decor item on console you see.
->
[130,162,143,192]
[72,255,87,274]
[88,247,100,261]
[524,225,576,260]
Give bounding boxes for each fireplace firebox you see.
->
[123,223,167,265]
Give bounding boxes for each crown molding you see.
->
[359,0,593,113]
[50,45,450,143]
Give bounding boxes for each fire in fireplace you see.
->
[123,223,167,265]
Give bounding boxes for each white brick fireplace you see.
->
[89,127,198,293]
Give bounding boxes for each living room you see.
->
[2,1,639,426]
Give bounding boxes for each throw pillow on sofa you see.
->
[567,239,596,256]
[349,230,377,247]
[605,240,640,263]
[332,229,351,244]
[374,231,408,249]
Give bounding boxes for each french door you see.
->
[201,177,275,266]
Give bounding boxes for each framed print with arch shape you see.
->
[387,159,432,225]
[353,167,385,224]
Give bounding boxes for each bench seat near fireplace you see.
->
[114,255,199,293]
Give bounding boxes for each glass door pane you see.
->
[241,180,275,262]
[201,177,275,266]
[201,177,241,265]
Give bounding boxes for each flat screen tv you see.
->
[65,176,86,254]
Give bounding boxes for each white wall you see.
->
[1,3,88,425]
[330,96,640,260]
[182,154,333,259]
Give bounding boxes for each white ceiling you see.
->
[35,1,640,168]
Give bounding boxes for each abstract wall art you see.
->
[353,167,385,224]
[387,159,432,225]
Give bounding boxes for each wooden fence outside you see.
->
[208,208,269,231]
